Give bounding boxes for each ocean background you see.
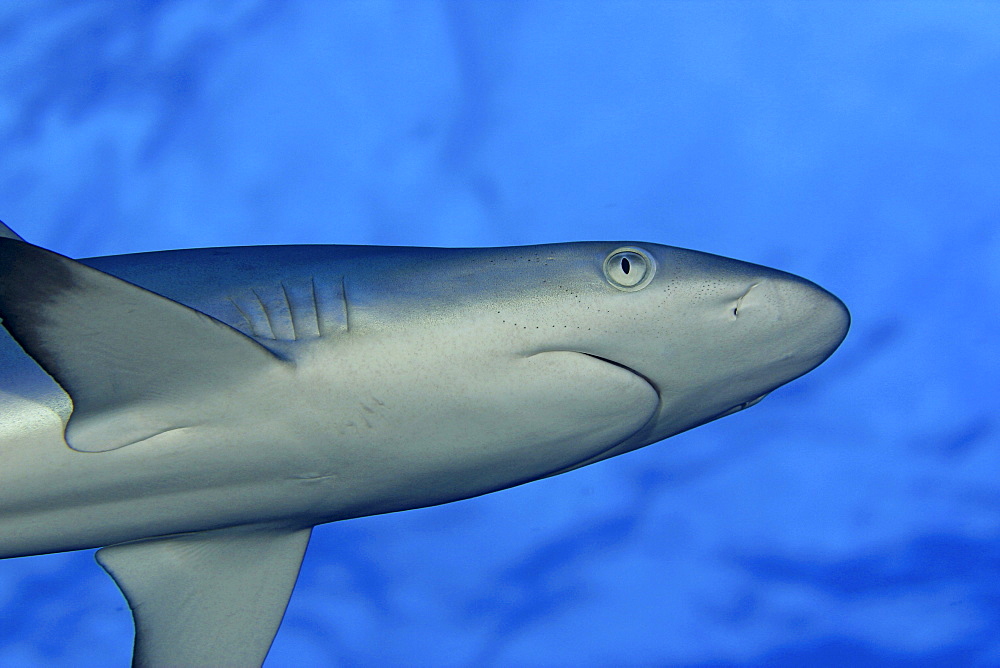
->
[0,2,997,666]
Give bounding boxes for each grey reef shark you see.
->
[0,219,849,666]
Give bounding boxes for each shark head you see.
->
[311,241,849,508]
[517,242,852,468]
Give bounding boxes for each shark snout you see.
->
[743,274,851,372]
[785,276,849,355]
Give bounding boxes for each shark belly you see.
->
[0,341,319,557]
[0,327,661,559]
[0,402,308,557]
[0,353,656,558]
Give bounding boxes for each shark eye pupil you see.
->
[603,248,655,291]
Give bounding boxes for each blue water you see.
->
[0,2,997,666]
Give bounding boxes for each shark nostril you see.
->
[732,282,760,318]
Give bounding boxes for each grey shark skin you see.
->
[0,224,849,666]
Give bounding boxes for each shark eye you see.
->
[603,247,655,291]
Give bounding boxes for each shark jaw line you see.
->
[525,348,661,403]
[572,351,665,460]
[524,348,664,470]
[576,351,662,399]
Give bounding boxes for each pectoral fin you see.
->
[0,238,288,452]
[96,526,312,668]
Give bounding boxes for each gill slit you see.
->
[279,281,297,340]
[309,277,323,336]
[341,276,351,332]
[227,297,256,336]
[251,289,276,339]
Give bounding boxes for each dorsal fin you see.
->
[97,526,312,667]
[0,219,24,241]
[0,238,289,452]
